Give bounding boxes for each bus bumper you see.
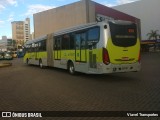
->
[100,62,141,74]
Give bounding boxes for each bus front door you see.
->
[75,33,86,62]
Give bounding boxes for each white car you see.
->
[4,52,13,60]
[0,52,4,60]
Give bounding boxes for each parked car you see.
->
[3,52,13,60]
[0,52,4,60]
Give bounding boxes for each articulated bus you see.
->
[24,20,141,74]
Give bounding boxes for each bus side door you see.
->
[34,43,39,60]
[87,27,100,71]
[31,43,36,60]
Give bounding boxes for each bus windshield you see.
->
[109,22,137,47]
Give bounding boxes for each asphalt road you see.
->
[0,52,160,120]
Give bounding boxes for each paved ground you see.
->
[0,52,160,120]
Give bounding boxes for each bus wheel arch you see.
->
[67,60,75,75]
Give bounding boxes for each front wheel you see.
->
[26,59,29,65]
[68,62,75,75]
[39,59,43,69]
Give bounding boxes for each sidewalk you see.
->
[0,62,12,68]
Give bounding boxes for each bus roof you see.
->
[24,20,135,45]
[54,20,134,36]
[54,22,99,36]
[24,35,47,45]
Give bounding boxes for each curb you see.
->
[0,63,12,68]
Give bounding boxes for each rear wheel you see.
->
[68,62,75,75]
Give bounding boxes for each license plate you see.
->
[122,67,128,70]
[122,57,129,61]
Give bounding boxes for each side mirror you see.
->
[104,25,107,29]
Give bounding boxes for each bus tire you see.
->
[26,58,29,65]
[68,62,75,75]
[39,59,43,69]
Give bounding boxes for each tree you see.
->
[147,30,159,40]
[147,30,160,51]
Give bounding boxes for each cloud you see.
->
[56,0,66,1]
[7,13,14,22]
[0,20,5,27]
[117,0,139,5]
[103,2,117,7]
[0,0,18,12]
[0,0,18,6]
[6,0,18,6]
[0,21,5,24]
[25,4,55,16]
[0,5,5,12]
[101,0,139,7]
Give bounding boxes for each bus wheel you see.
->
[26,59,29,65]
[68,62,75,75]
[39,59,43,69]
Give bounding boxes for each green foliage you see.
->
[147,30,160,40]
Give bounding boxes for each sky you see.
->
[0,0,139,39]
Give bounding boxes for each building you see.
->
[11,18,30,46]
[30,32,35,40]
[0,40,8,51]
[34,0,140,38]
[24,18,30,42]
[2,36,7,41]
[113,0,160,40]
[0,36,14,51]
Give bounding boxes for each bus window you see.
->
[109,22,137,47]
[80,33,86,49]
[75,32,86,50]
[39,40,46,51]
[29,44,32,52]
[62,34,70,50]
[54,37,61,50]
[70,33,75,49]
[88,27,100,42]
[75,34,81,50]
[35,42,39,52]
[26,44,32,53]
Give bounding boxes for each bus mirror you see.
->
[104,25,107,29]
